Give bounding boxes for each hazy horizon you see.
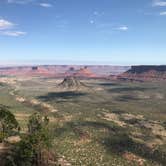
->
[0,59,166,67]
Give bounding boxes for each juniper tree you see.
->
[0,105,19,142]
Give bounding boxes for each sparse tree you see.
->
[10,113,55,166]
[0,105,19,142]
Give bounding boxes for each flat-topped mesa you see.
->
[32,66,38,71]
[128,65,166,74]
[65,66,96,78]
[118,65,166,81]
[58,76,85,89]
[28,66,55,76]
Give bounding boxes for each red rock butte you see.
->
[117,65,166,81]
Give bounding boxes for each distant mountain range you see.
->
[1,65,166,81]
[0,65,130,78]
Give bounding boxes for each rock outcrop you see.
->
[58,76,86,89]
[73,67,96,78]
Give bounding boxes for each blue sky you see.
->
[0,0,166,65]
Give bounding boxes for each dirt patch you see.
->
[12,88,58,113]
[146,138,164,148]
[0,78,17,85]
[0,143,9,153]
[137,92,150,99]
[40,102,58,112]
[154,93,164,99]
[5,136,21,144]
[129,118,166,148]
[103,112,144,127]
[57,157,71,166]
[16,97,26,102]
[73,127,91,146]
[143,122,166,137]
[122,113,144,121]
[103,111,166,149]
[30,99,40,105]
[49,115,72,124]
[74,138,91,146]
[14,113,31,120]
[122,151,146,166]
[103,113,126,127]
[72,127,91,146]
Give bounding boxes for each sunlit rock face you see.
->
[73,67,96,78]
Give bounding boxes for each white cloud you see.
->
[160,11,166,15]
[7,0,54,7]
[90,20,95,24]
[1,31,26,36]
[152,0,166,7]
[0,18,26,37]
[7,0,34,4]
[0,19,14,30]
[39,3,53,8]
[117,26,128,31]
[93,11,104,17]
[93,22,129,35]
